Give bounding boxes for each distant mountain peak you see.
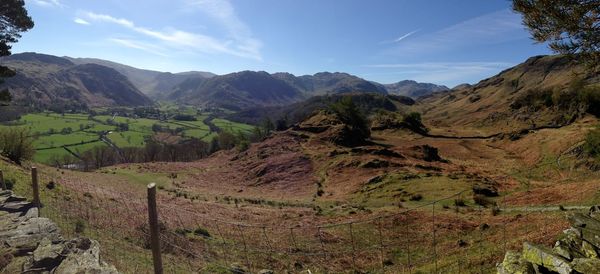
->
[384,80,449,99]
[5,52,74,66]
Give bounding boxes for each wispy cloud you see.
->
[380,29,419,44]
[81,7,262,60]
[364,61,513,85]
[108,38,169,57]
[182,0,262,60]
[30,0,63,8]
[366,62,512,70]
[73,18,90,25]
[384,9,525,56]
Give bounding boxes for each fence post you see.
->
[31,167,40,207]
[0,170,6,190]
[147,183,163,274]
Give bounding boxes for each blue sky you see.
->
[14,0,551,87]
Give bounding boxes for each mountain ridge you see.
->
[2,52,466,111]
[384,80,449,98]
[0,52,153,110]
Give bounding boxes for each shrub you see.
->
[409,193,423,201]
[173,114,197,121]
[316,189,324,196]
[579,85,600,116]
[0,127,35,165]
[193,227,211,238]
[2,178,15,190]
[402,112,428,134]
[473,194,495,207]
[74,219,86,234]
[175,228,191,235]
[584,124,600,162]
[237,140,250,152]
[454,198,466,207]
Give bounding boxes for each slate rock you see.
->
[522,242,572,274]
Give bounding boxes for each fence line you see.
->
[3,159,588,273]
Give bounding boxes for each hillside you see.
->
[2,52,455,111]
[385,80,449,98]
[227,92,415,125]
[67,57,215,97]
[417,55,600,135]
[272,72,388,95]
[167,71,391,110]
[168,71,304,110]
[0,53,152,109]
[25,106,595,272]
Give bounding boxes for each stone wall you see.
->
[0,190,118,273]
[498,206,600,273]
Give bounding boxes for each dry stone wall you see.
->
[0,190,118,273]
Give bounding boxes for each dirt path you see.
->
[502,205,588,213]
[420,123,568,140]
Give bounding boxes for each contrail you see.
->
[393,29,419,43]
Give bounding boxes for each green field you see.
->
[107,131,147,147]
[34,147,74,163]
[33,131,99,149]
[213,118,254,134]
[1,111,255,164]
[69,142,108,155]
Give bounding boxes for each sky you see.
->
[13,0,552,87]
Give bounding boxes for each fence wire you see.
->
[3,153,588,273]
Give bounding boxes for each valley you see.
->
[1,52,600,273]
[0,107,254,166]
[1,0,599,271]
[2,107,597,273]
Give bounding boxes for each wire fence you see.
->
[2,152,590,273]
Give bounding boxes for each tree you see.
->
[1,0,34,103]
[0,127,35,165]
[0,89,11,105]
[402,112,429,134]
[512,0,600,67]
[329,96,371,139]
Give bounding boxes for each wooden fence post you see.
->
[31,167,40,207]
[0,170,6,190]
[147,183,163,274]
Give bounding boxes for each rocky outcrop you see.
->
[0,190,118,273]
[497,206,600,273]
[295,111,368,147]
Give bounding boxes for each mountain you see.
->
[384,80,449,98]
[167,71,389,110]
[168,71,303,110]
[272,72,387,95]
[0,52,152,109]
[417,55,600,134]
[3,52,451,111]
[227,92,414,125]
[66,57,215,97]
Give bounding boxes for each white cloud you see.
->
[364,62,514,85]
[385,9,525,56]
[30,0,63,8]
[366,62,512,70]
[108,38,169,57]
[182,0,262,59]
[73,18,90,25]
[82,11,262,60]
